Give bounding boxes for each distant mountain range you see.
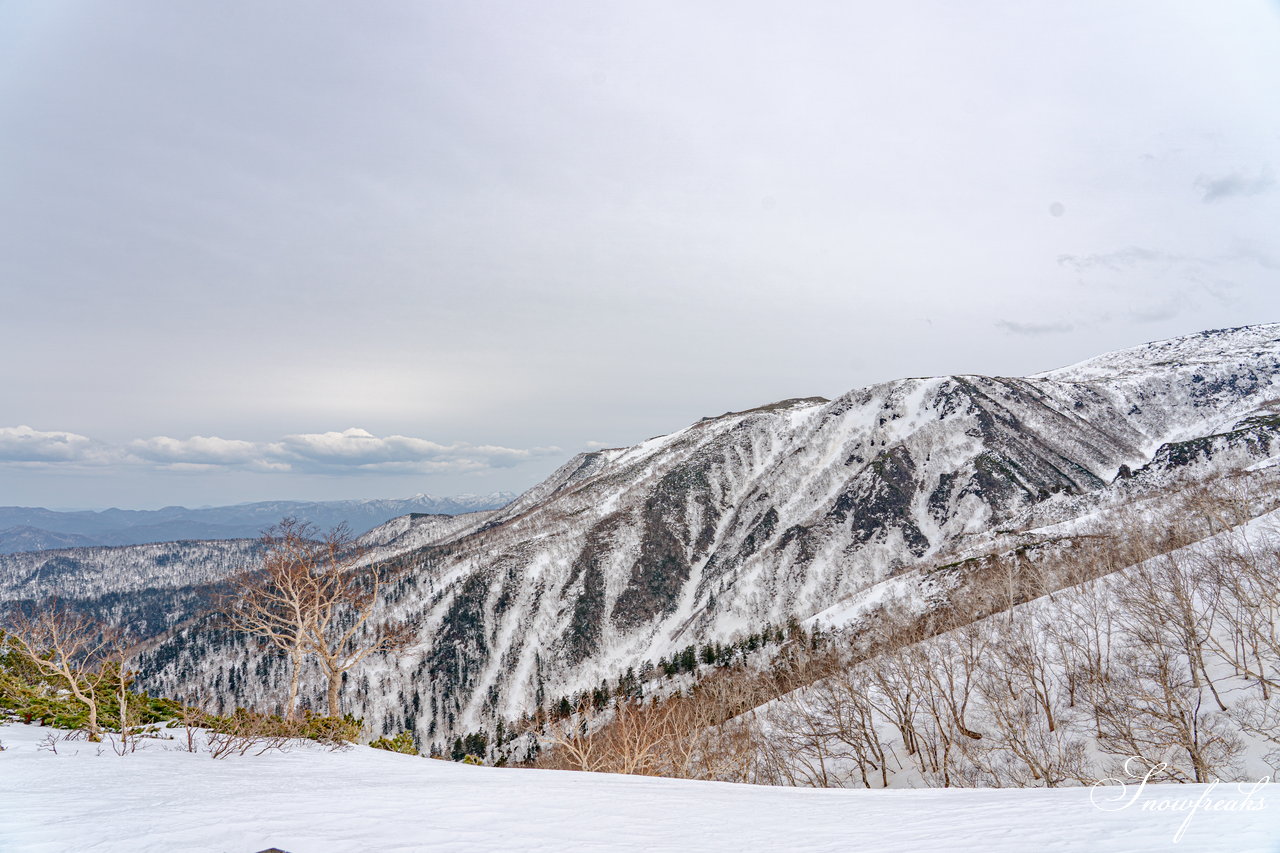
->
[0,493,517,554]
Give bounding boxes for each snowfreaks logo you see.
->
[1090,757,1269,844]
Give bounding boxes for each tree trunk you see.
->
[327,669,342,717]
[286,649,302,719]
[82,689,101,742]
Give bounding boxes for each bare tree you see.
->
[1200,519,1280,697]
[222,518,322,718]
[1087,544,1243,782]
[1091,642,1241,783]
[968,608,1090,787]
[791,663,891,787]
[865,645,926,773]
[108,645,140,755]
[224,518,411,717]
[542,698,676,775]
[3,603,115,741]
[300,531,413,717]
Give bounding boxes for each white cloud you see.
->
[275,429,451,465]
[267,429,558,473]
[0,425,104,464]
[1,426,560,477]
[129,435,264,466]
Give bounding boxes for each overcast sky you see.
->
[1,1,1277,509]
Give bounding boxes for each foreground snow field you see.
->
[1,723,1277,853]
[7,722,1280,850]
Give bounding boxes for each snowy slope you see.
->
[356,509,499,557]
[1,722,1275,853]
[747,501,1280,796]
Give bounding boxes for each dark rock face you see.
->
[828,446,929,556]
[428,571,492,701]
[1144,414,1280,472]
[738,507,779,560]
[612,458,720,631]
[565,515,624,663]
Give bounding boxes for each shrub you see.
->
[199,708,362,759]
[370,731,419,755]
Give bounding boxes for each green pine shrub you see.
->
[370,730,420,755]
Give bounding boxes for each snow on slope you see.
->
[1,722,1276,853]
[1034,324,1280,454]
[1036,324,1280,382]
[803,457,1280,635]
[356,510,499,559]
[749,502,1280,797]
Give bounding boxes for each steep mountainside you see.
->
[121,325,1280,742]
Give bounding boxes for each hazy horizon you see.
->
[12,488,522,514]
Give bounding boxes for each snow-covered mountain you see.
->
[0,492,517,554]
[114,325,1280,740]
